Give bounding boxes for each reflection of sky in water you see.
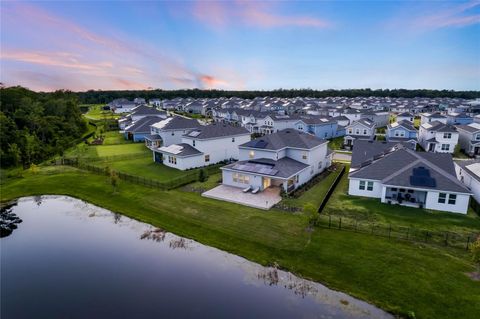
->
[3,196,392,319]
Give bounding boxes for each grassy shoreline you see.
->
[2,166,480,318]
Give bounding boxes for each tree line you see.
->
[77,88,480,104]
[0,86,87,168]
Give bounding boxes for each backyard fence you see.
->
[59,157,222,191]
[317,165,346,213]
[316,214,478,251]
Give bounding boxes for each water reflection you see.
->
[1,196,392,319]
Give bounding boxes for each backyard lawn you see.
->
[93,143,148,157]
[102,131,131,145]
[323,165,480,234]
[83,104,119,121]
[327,136,344,150]
[1,166,479,319]
[281,165,344,209]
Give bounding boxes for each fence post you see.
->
[339,217,342,230]
[425,231,429,243]
[388,224,392,239]
[444,232,449,246]
[466,236,471,251]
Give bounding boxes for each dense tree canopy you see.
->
[0,87,87,167]
[76,88,480,104]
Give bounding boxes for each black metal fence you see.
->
[316,214,478,251]
[317,165,346,213]
[59,157,221,190]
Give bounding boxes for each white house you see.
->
[420,112,447,125]
[418,121,459,153]
[455,160,480,204]
[344,119,376,149]
[154,123,250,170]
[348,141,470,214]
[148,116,203,148]
[456,122,480,156]
[221,129,332,194]
[396,112,414,123]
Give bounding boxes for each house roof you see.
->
[157,143,203,157]
[222,157,309,179]
[456,122,480,133]
[151,116,202,131]
[421,121,457,133]
[350,148,470,193]
[240,129,327,150]
[296,115,335,125]
[350,140,408,168]
[397,112,413,117]
[348,119,375,129]
[131,104,166,116]
[455,159,480,183]
[183,123,249,139]
[124,116,164,133]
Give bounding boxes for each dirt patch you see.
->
[466,271,480,281]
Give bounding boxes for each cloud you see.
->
[0,2,242,91]
[191,0,330,29]
[396,0,480,31]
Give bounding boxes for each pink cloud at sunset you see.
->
[191,0,331,29]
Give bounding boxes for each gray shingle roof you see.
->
[350,148,470,193]
[456,123,480,133]
[455,159,480,183]
[161,116,203,130]
[125,116,163,133]
[240,129,326,150]
[131,104,166,116]
[350,140,407,168]
[222,157,309,179]
[158,143,203,157]
[183,123,249,139]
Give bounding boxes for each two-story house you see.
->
[343,119,376,149]
[154,124,250,170]
[386,120,418,149]
[220,129,332,194]
[396,112,414,123]
[446,112,473,125]
[146,116,203,149]
[418,121,459,153]
[420,112,447,125]
[348,141,470,214]
[456,122,480,156]
[294,116,342,139]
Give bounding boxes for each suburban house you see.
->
[154,124,250,170]
[147,116,203,148]
[446,112,473,125]
[109,98,137,114]
[362,110,389,127]
[294,116,343,139]
[456,122,480,156]
[348,141,470,214]
[123,116,166,142]
[455,160,480,204]
[418,121,459,153]
[396,112,414,123]
[386,120,418,149]
[220,129,332,195]
[118,105,167,130]
[344,119,376,149]
[420,112,447,125]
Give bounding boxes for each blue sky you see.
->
[1,0,479,91]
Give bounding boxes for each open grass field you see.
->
[1,166,479,319]
[323,165,480,234]
[83,104,119,121]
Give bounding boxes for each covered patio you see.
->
[202,185,282,210]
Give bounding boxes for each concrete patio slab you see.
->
[202,185,282,210]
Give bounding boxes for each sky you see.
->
[1,0,479,92]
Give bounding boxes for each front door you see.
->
[428,143,435,152]
[475,147,480,155]
[263,177,271,189]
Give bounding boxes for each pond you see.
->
[1,196,392,319]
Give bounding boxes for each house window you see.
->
[367,181,374,191]
[233,173,250,184]
[476,134,480,141]
[205,154,210,162]
[348,128,353,134]
[295,175,299,183]
[171,132,175,136]
[441,144,450,151]
[391,187,398,191]
[363,129,367,135]
[438,193,447,204]
[448,194,457,205]
[324,132,328,138]
[232,137,235,142]
[318,162,322,169]
[302,152,308,160]
[359,181,366,190]
[443,133,452,139]
[249,151,255,159]
[168,156,177,165]
[193,140,195,147]
[355,129,360,135]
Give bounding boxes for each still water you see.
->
[1,196,392,319]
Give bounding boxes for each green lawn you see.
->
[187,172,222,191]
[102,131,131,145]
[1,166,479,318]
[323,166,480,234]
[414,117,421,128]
[94,143,148,157]
[327,136,344,150]
[100,157,192,181]
[281,166,343,209]
[83,104,119,121]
